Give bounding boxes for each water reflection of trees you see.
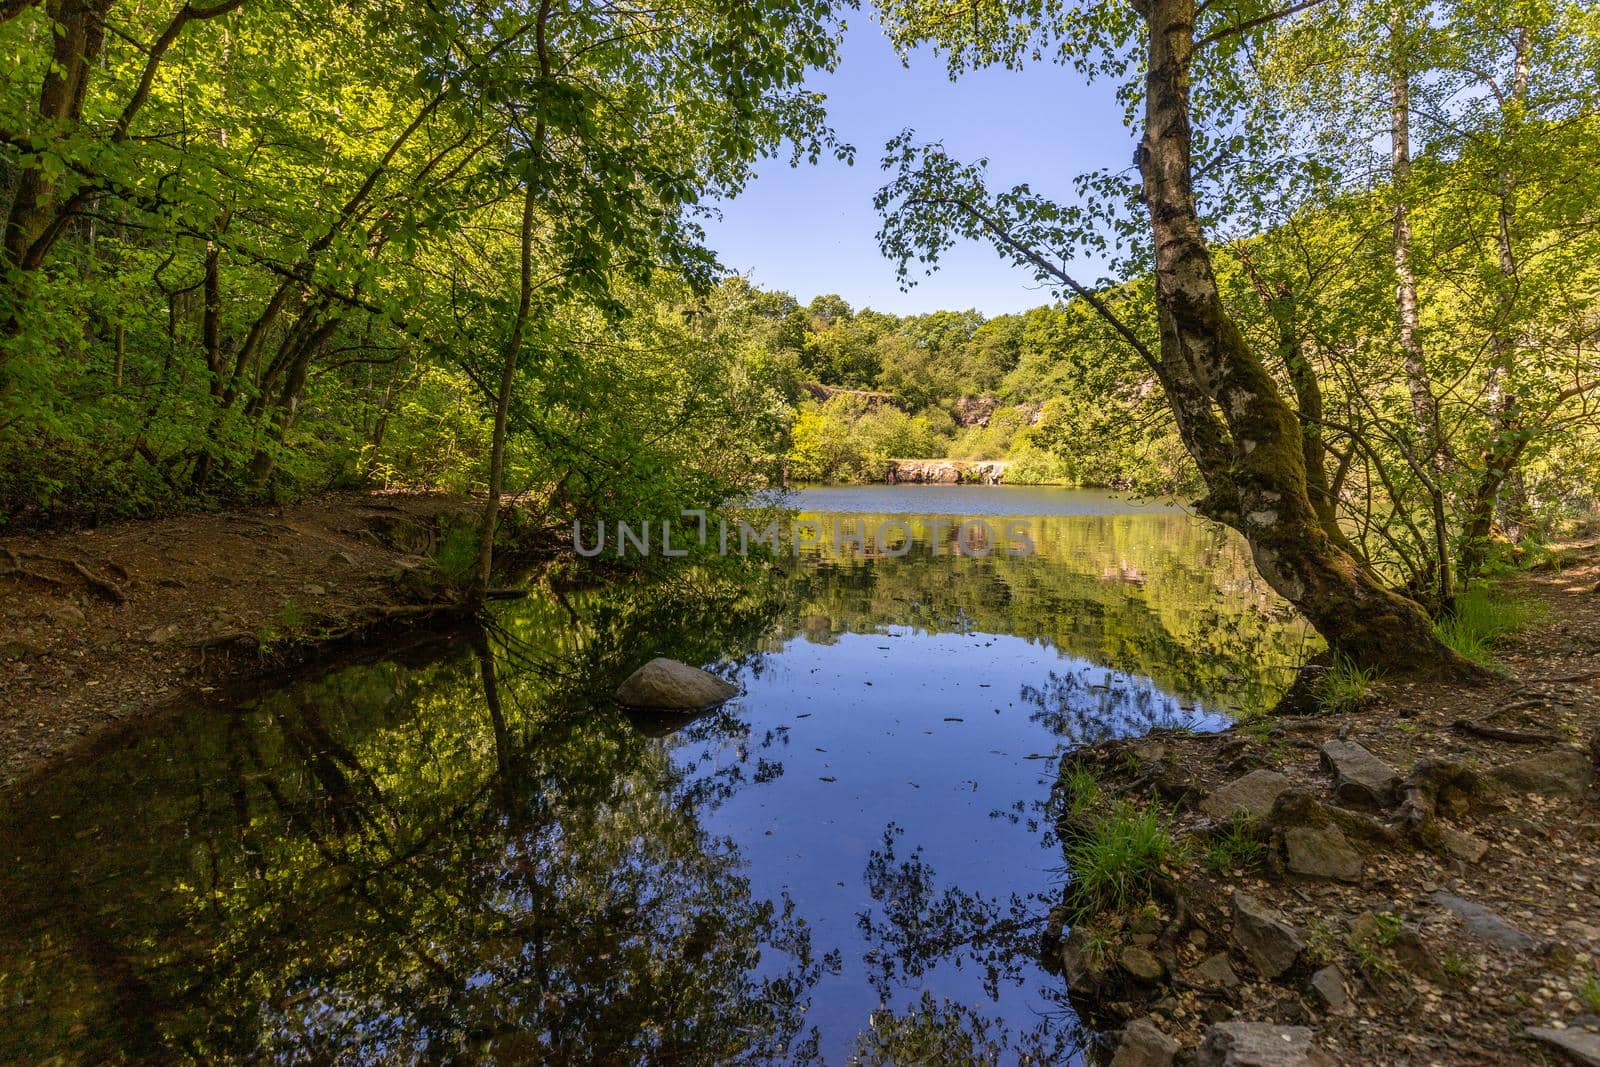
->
[0,564,832,1064]
[777,512,1311,715]
[0,515,1309,1063]
[851,824,1082,1065]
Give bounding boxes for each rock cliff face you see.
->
[885,459,1007,485]
[951,396,1000,427]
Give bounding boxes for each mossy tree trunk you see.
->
[1135,0,1479,676]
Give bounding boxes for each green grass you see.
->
[1579,969,1600,1013]
[1057,763,1104,821]
[1435,582,1542,666]
[1204,812,1265,874]
[1063,799,1185,922]
[1313,655,1379,714]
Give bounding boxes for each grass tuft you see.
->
[1435,582,1541,666]
[1579,969,1600,1014]
[1204,811,1265,874]
[1063,799,1184,922]
[1313,655,1379,714]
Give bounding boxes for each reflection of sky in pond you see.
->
[0,489,1308,1064]
[668,625,1231,1061]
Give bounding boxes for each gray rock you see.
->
[1195,1021,1331,1066]
[615,658,738,710]
[1319,740,1400,809]
[1120,945,1165,983]
[1194,952,1241,990]
[1284,825,1362,882]
[1487,749,1594,797]
[1439,826,1489,863]
[1202,770,1291,821]
[1309,965,1349,1014]
[1060,925,1110,995]
[1525,1027,1600,1066]
[1432,890,1536,951]
[146,623,184,644]
[1110,1016,1179,1067]
[1232,892,1304,978]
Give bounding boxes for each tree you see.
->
[874,0,1486,674]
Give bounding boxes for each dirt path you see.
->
[1054,553,1600,1065]
[0,492,479,786]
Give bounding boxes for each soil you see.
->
[1052,551,1600,1065]
[0,491,486,786]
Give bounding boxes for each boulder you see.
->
[1110,1017,1180,1067]
[1193,953,1241,990]
[1120,946,1165,983]
[1432,890,1535,952]
[1231,892,1304,978]
[1319,740,1400,809]
[1309,965,1349,1014]
[1486,749,1593,797]
[1203,770,1291,821]
[615,658,738,710]
[1438,826,1489,863]
[1059,925,1110,996]
[1195,1022,1332,1066]
[1525,1027,1600,1067]
[1284,825,1362,882]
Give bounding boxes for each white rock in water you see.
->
[616,657,738,709]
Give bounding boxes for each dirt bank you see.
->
[1050,554,1600,1065]
[0,492,496,786]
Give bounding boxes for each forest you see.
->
[3,0,1600,1059]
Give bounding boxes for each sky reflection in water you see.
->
[0,488,1308,1064]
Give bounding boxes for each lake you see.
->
[0,487,1310,1063]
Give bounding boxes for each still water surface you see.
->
[0,487,1309,1063]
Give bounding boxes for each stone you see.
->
[1121,946,1165,983]
[1232,892,1304,978]
[1309,965,1349,1014]
[1110,1016,1180,1067]
[1439,826,1489,863]
[1195,1021,1332,1066]
[1486,749,1594,797]
[1525,1027,1600,1066]
[1194,952,1241,989]
[1319,740,1400,809]
[615,658,738,710]
[1059,925,1110,996]
[1202,770,1291,821]
[146,623,184,644]
[1432,890,1536,951]
[1284,825,1362,882]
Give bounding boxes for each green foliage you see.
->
[1435,583,1541,666]
[1579,969,1600,1013]
[0,0,848,531]
[1313,656,1380,714]
[1204,813,1265,874]
[1061,799,1184,922]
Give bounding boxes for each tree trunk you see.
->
[1458,26,1532,584]
[1387,13,1441,455]
[471,180,538,606]
[471,0,551,607]
[1137,0,1477,676]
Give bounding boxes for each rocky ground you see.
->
[0,491,503,786]
[1048,553,1600,1066]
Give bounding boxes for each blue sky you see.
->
[702,14,1134,318]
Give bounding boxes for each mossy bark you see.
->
[1135,0,1481,677]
